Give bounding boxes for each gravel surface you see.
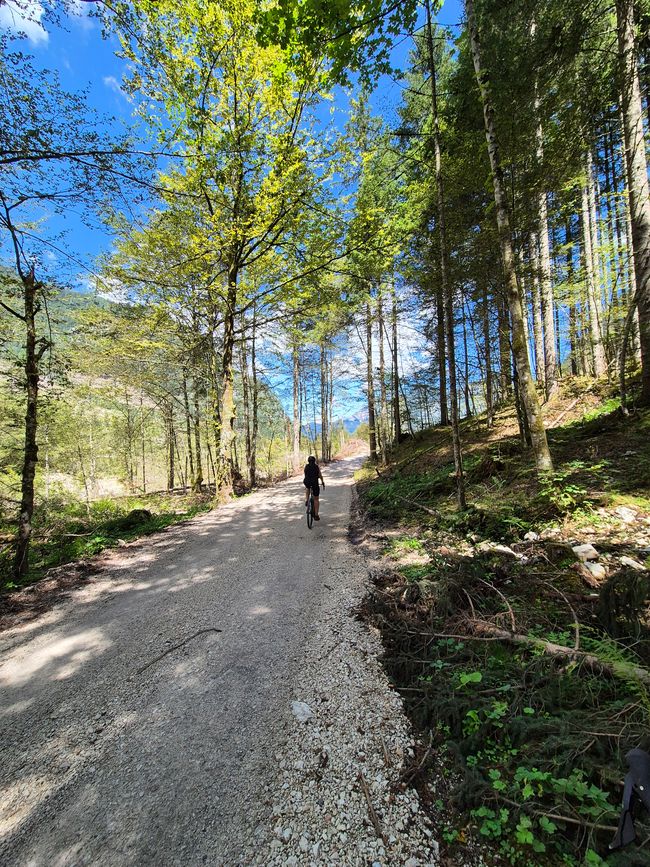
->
[1,456,439,866]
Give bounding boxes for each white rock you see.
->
[285,857,299,867]
[311,841,321,857]
[572,543,599,562]
[476,541,520,558]
[615,506,637,523]
[541,527,561,539]
[291,701,314,723]
[405,859,420,867]
[585,562,607,581]
[299,836,310,852]
[524,531,539,541]
[282,827,292,842]
[620,556,646,571]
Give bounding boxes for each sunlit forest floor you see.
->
[356,378,650,867]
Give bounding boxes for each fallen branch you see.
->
[548,396,583,428]
[427,620,650,686]
[477,577,516,632]
[379,732,392,767]
[488,793,618,834]
[395,496,439,517]
[541,580,580,651]
[358,771,388,845]
[136,628,222,674]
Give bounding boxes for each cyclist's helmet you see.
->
[307,455,316,464]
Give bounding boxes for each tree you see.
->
[465,0,553,472]
[0,45,147,579]
[616,0,650,403]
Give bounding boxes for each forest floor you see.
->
[354,377,650,867]
[0,454,440,867]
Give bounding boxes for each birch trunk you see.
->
[466,0,552,472]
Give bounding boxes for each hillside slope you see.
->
[356,380,650,867]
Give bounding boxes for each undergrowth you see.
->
[358,388,650,865]
[0,491,213,590]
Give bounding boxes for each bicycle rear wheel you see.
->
[307,493,314,528]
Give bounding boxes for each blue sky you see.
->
[0,0,463,287]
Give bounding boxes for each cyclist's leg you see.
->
[304,481,310,506]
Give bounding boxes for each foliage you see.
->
[0,490,213,591]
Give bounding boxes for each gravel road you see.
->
[0,457,439,867]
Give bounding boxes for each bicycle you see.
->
[306,486,315,528]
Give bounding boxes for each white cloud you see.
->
[65,0,95,30]
[0,0,48,45]
[103,75,131,102]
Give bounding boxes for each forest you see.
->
[1,0,650,861]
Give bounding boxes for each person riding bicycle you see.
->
[304,456,324,520]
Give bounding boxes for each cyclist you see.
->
[303,455,325,520]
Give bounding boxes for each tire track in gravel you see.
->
[0,456,366,867]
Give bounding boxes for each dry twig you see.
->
[477,577,516,632]
[136,628,222,674]
[541,579,580,651]
[358,771,388,845]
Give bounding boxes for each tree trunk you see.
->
[581,177,608,377]
[166,403,175,491]
[426,0,466,507]
[13,271,48,580]
[483,286,493,427]
[617,0,650,402]
[534,119,558,395]
[239,315,252,485]
[292,341,301,473]
[191,381,203,492]
[462,299,472,418]
[140,393,147,494]
[182,371,195,484]
[327,357,334,461]
[377,288,388,461]
[391,283,402,442]
[320,342,328,462]
[436,281,448,426]
[366,300,378,461]
[217,264,238,498]
[529,236,546,388]
[250,303,258,487]
[466,0,552,471]
[566,221,579,376]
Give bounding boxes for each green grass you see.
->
[0,491,214,591]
